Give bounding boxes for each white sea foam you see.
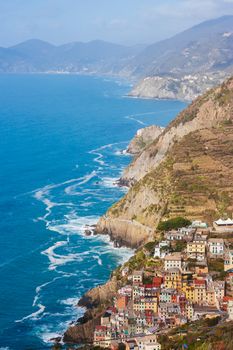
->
[42,241,83,270]
[40,328,63,344]
[93,255,103,266]
[15,304,45,323]
[28,138,135,345]
[60,297,79,306]
[125,115,147,126]
[89,141,127,166]
[64,171,97,195]
[101,176,119,188]
[47,214,99,237]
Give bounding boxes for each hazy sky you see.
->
[0,0,233,47]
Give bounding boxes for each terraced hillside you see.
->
[96,77,233,247]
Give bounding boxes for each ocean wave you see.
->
[64,171,97,195]
[101,176,119,188]
[47,214,99,237]
[89,141,128,167]
[15,304,45,323]
[42,241,83,270]
[93,255,103,266]
[125,115,147,126]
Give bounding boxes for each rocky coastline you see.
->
[62,76,233,347]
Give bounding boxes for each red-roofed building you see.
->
[220,296,233,311]
[153,276,163,288]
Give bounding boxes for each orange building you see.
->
[116,295,128,310]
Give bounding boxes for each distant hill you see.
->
[128,15,233,100]
[127,15,233,77]
[0,16,232,100]
[0,39,143,74]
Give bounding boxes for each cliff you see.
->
[64,277,120,343]
[123,77,233,183]
[64,76,233,346]
[126,125,164,155]
[96,77,233,246]
[129,72,229,102]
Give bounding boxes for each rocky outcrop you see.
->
[96,216,154,248]
[64,277,119,344]
[96,77,233,245]
[129,73,229,102]
[127,125,164,155]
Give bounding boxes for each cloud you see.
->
[142,0,233,21]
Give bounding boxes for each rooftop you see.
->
[215,218,233,226]
[208,238,224,243]
[164,253,182,261]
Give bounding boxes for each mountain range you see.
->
[0,15,233,99]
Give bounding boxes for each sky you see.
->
[0,0,233,47]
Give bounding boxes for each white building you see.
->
[191,221,208,229]
[213,281,225,301]
[208,238,225,256]
[136,335,161,350]
[224,250,233,271]
[154,241,169,259]
[164,253,182,271]
[213,218,233,232]
[228,299,233,320]
[132,270,143,284]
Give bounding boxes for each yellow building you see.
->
[164,268,182,290]
[145,297,158,313]
[194,279,206,304]
[182,285,195,302]
[133,298,145,312]
[187,240,206,260]
[206,288,216,306]
[186,302,194,320]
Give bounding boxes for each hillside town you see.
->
[92,217,233,350]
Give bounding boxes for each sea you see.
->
[0,74,186,349]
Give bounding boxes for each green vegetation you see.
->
[171,240,187,252]
[144,240,158,255]
[126,251,146,272]
[208,258,224,273]
[159,319,233,350]
[215,82,233,107]
[187,258,198,270]
[208,258,227,280]
[157,217,191,231]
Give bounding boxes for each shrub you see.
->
[144,241,158,254]
[157,217,192,231]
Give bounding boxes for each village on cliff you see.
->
[88,217,233,350]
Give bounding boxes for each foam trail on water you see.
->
[42,241,83,270]
[89,141,128,166]
[125,115,147,126]
[64,171,97,195]
[15,304,46,323]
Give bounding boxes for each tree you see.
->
[157,217,192,231]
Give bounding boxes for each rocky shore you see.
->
[63,276,121,344]
[63,76,233,347]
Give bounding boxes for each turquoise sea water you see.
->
[0,74,186,349]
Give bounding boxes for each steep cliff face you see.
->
[96,77,233,246]
[64,277,119,343]
[127,125,164,155]
[129,72,229,101]
[123,77,233,183]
